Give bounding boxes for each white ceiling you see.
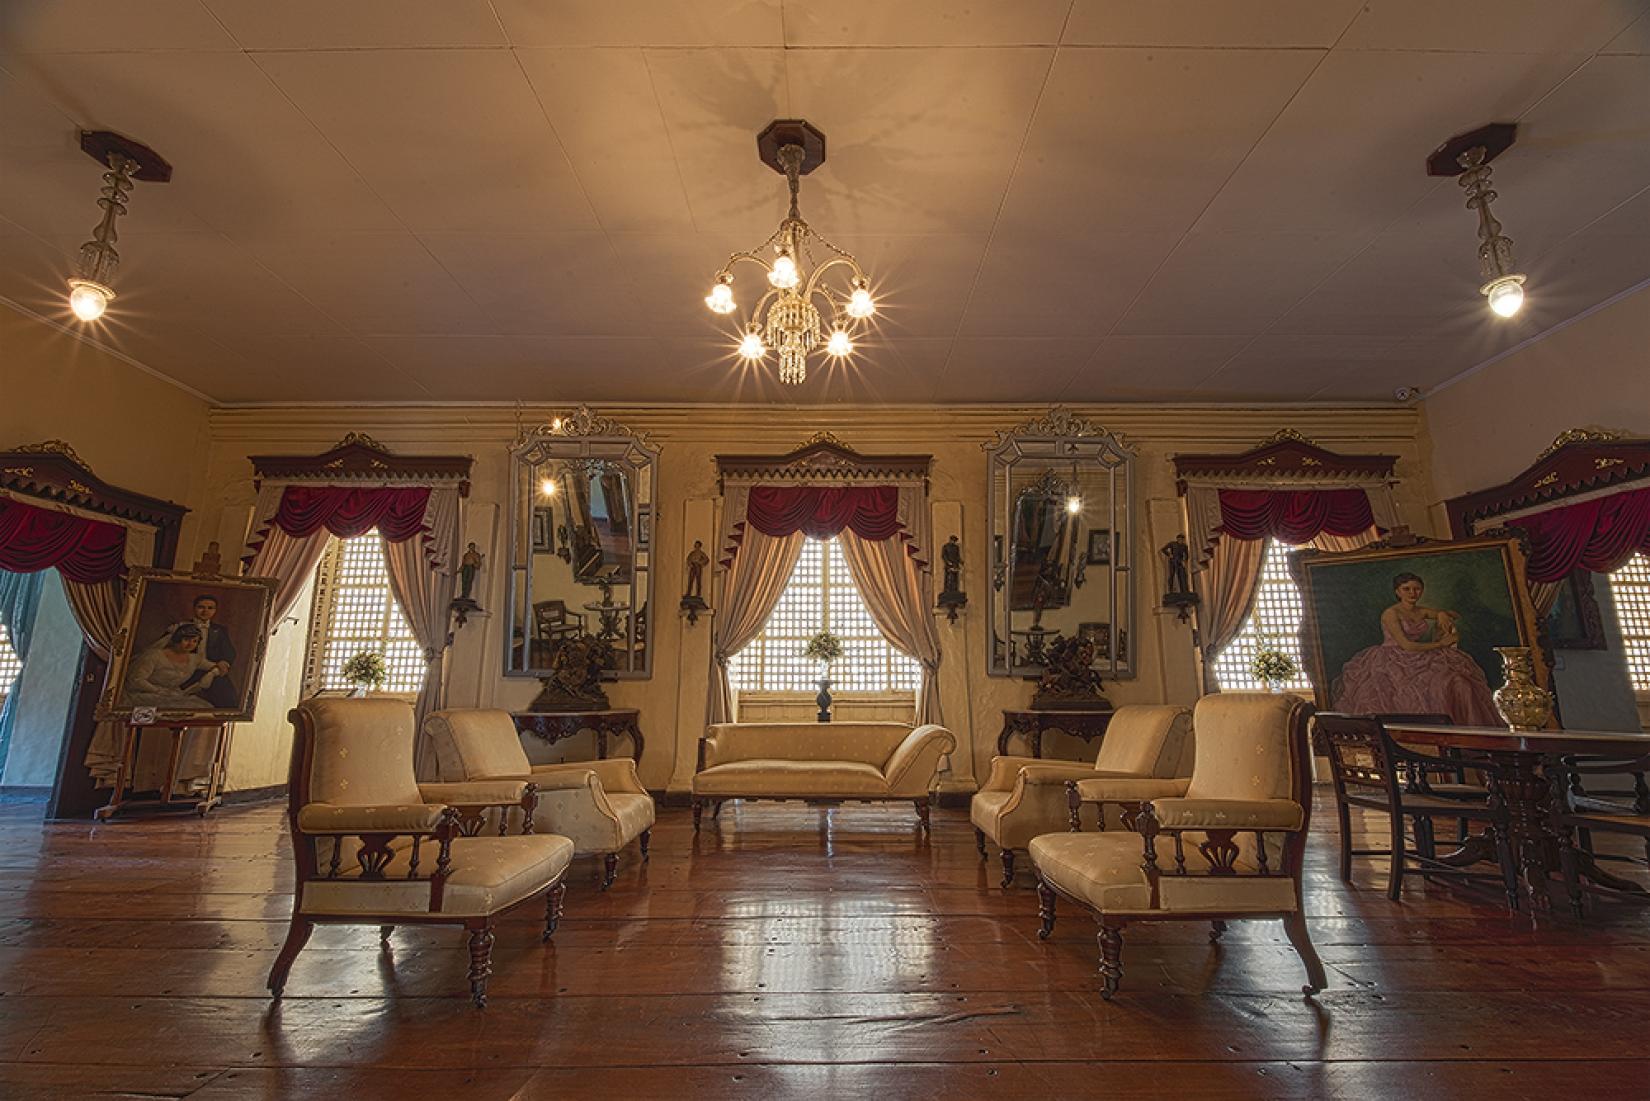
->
[1,0,1647,405]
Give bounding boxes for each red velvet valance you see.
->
[0,496,128,583]
[269,485,432,543]
[1217,488,1376,545]
[1515,485,1650,583]
[745,485,906,543]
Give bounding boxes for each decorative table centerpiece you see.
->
[1250,647,1298,693]
[803,629,844,723]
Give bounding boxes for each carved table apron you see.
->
[1388,723,1650,918]
[512,708,645,763]
[997,708,1115,759]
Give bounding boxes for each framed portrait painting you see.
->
[96,567,279,724]
[1086,528,1112,566]
[1290,535,1545,726]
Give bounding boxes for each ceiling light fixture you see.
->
[704,120,877,384]
[66,131,171,323]
[1427,122,1526,319]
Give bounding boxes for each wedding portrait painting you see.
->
[1292,537,1545,725]
[97,569,278,723]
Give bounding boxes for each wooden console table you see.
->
[512,708,644,763]
[997,708,1114,758]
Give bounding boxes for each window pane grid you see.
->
[1608,552,1650,692]
[1210,539,1314,693]
[729,538,920,693]
[0,625,22,698]
[306,534,425,694]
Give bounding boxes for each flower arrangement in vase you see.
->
[803,629,844,723]
[1250,648,1298,693]
[341,650,387,697]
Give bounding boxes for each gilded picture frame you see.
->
[96,566,279,724]
[1289,534,1547,722]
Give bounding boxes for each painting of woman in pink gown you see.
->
[1331,572,1501,725]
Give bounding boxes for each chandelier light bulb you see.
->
[825,329,853,357]
[540,477,558,497]
[705,278,736,314]
[738,327,766,360]
[1485,275,1525,318]
[1065,495,1083,516]
[847,281,875,319]
[67,279,112,322]
[768,253,799,290]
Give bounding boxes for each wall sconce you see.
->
[67,130,171,322]
[1427,122,1526,319]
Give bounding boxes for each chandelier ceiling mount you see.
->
[1428,121,1527,319]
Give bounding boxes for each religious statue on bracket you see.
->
[1159,533,1199,624]
[450,542,485,628]
[936,534,968,623]
[680,539,711,625]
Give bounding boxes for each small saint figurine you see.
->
[459,542,484,601]
[685,540,710,600]
[1161,533,1191,596]
[941,535,963,597]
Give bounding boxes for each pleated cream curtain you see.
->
[838,530,944,726]
[708,530,805,725]
[382,485,460,775]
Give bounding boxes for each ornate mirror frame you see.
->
[984,409,1137,681]
[505,406,660,682]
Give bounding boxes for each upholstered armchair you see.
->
[1029,692,1324,1000]
[971,704,1193,888]
[423,708,655,888]
[271,698,575,1007]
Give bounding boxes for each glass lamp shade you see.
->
[846,284,875,319]
[825,329,853,357]
[738,328,766,360]
[768,254,799,289]
[67,279,113,321]
[705,280,736,314]
[1485,275,1525,318]
[1065,495,1082,515]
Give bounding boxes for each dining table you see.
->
[1385,722,1650,918]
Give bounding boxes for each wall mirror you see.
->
[985,410,1136,681]
[506,407,658,681]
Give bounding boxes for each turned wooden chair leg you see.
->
[467,921,495,1008]
[692,799,703,833]
[1097,921,1125,1000]
[914,798,931,833]
[639,829,651,862]
[1386,811,1407,901]
[1282,911,1326,996]
[543,879,567,941]
[1036,879,1056,940]
[1492,823,1522,913]
[601,853,618,890]
[1000,848,1016,889]
[266,917,313,998]
[1209,920,1228,942]
[713,799,726,819]
[974,827,988,859]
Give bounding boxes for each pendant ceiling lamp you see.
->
[1428,122,1527,319]
[703,120,877,384]
[66,130,171,322]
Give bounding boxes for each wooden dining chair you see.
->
[1316,713,1519,908]
[1554,752,1650,915]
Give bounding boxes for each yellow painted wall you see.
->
[0,305,211,538]
[1423,284,1650,507]
[197,404,1435,795]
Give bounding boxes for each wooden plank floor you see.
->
[0,793,1646,1099]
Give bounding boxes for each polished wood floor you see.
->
[1,792,1647,1099]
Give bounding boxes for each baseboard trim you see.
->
[222,783,287,806]
[0,785,50,800]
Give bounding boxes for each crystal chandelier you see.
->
[704,120,876,384]
[64,131,171,322]
[1428,122,1527,319]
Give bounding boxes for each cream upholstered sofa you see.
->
[691,721,957,831]
[423,708,655,889]
[1030,692,1324,1000]
[272,698,574,1007]
[971,704,1193,888]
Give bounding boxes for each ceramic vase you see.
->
[347,684,370,699]
[1492,646,1552,732]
